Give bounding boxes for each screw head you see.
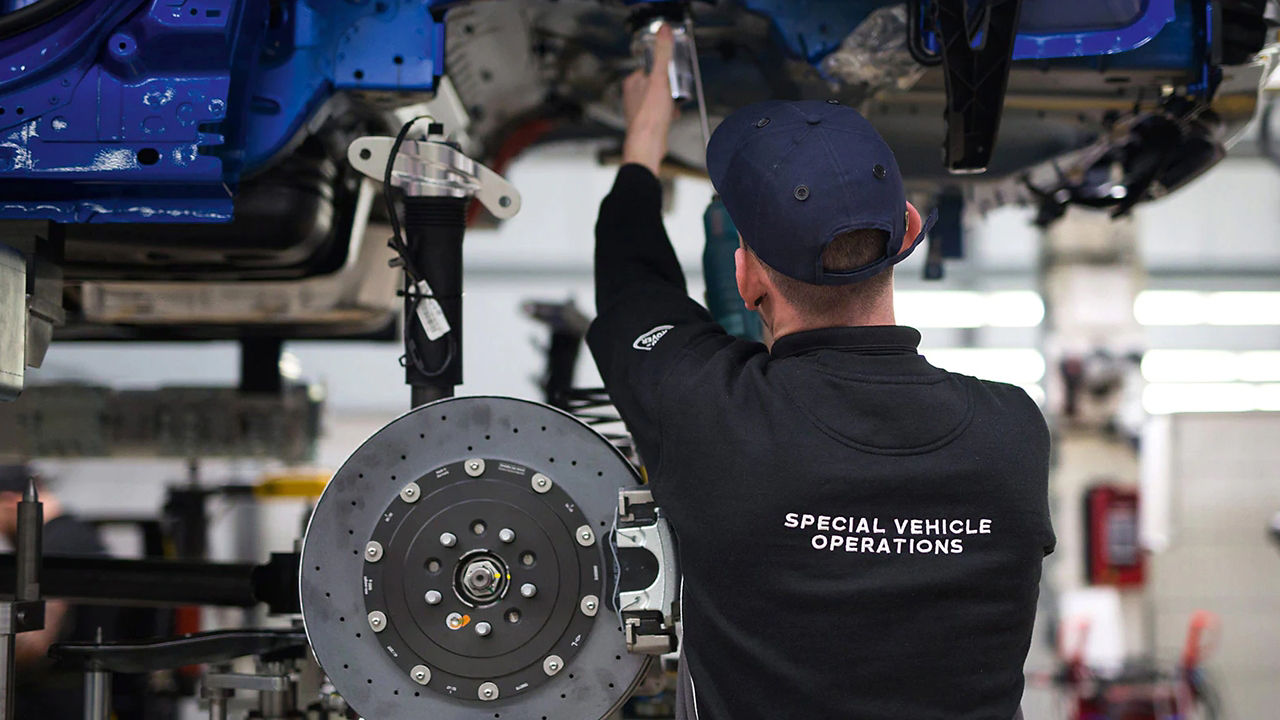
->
[575,525,595,547]
[364,541,383,562]
[542,655,564,676]
[439,532,457,548]
[498,528,515,543]
[531,473,551,494]
[399,483,421,503]
[425,590,442,605]
[464,458,485,477]
[478,681,499,701]
[580,594,599,617]
[410,665,431,685]
[368,610,387,632]
[520,582,537,598]
[475,621,492,637]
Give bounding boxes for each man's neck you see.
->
[763,303,896,350]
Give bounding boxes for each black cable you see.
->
[382,115,457,378]
[384,115,433,285]
[0,0,88,40]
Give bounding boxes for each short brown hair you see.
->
[752,228,893,318]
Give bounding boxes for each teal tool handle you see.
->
[702,197,763,342]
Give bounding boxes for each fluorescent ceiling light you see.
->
[1141,350,1280,383]
[1134,291,1280,326]
[1143,383,1280,414]
[924,348,1046,385]
[896,291,1044,328]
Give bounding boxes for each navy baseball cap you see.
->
[707,99,937,285]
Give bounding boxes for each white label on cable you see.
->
[414,279,451,341]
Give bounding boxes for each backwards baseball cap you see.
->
[707,99,937,285]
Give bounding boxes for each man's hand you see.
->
[622,23,677,176]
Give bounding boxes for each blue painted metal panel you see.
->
[912,0,1180,62]
[0,0,446,223]
[1012,0,1176,59]
[0,0,1215,224]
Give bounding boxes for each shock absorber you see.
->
[348,121,521,407]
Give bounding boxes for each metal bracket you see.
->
[928,0,1025,173]
[347,135,521,217]
[614,489,679,655]
[203,671,292,692]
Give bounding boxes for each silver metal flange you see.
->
[347,134,521,220]
[300,396,650,720]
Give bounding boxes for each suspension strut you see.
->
[348,122,521,406]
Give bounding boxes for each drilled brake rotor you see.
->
[300,396,649,719]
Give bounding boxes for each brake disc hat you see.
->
[706,99,937,285]
[300,396,648,719]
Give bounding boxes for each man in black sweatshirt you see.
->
[588,26,1054,720]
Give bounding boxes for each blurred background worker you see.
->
[0,464,130,719]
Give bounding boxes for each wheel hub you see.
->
[457,553,506,605]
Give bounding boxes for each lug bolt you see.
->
[425,590,442,605]
[439,532,456,548]
[498,528,515,543]
[520,583,537,598]
[475,621,492,637]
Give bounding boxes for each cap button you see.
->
[805,114,821,125]
[754,117,770,128]
[872,164,887,179]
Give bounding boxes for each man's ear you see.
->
[899,201,926,257]
[735,244,767,311]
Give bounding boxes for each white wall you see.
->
[1145,412,1280,720]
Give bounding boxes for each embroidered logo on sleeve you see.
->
[632,324,674,351]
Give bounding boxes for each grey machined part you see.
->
[0,246,24,402]
[347,133,520,219]
[300,396,649,720]
[616,489,680,654]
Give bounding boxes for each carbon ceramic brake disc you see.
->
[300,396,649,719]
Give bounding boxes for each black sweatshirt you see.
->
[588,164,1054,720]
